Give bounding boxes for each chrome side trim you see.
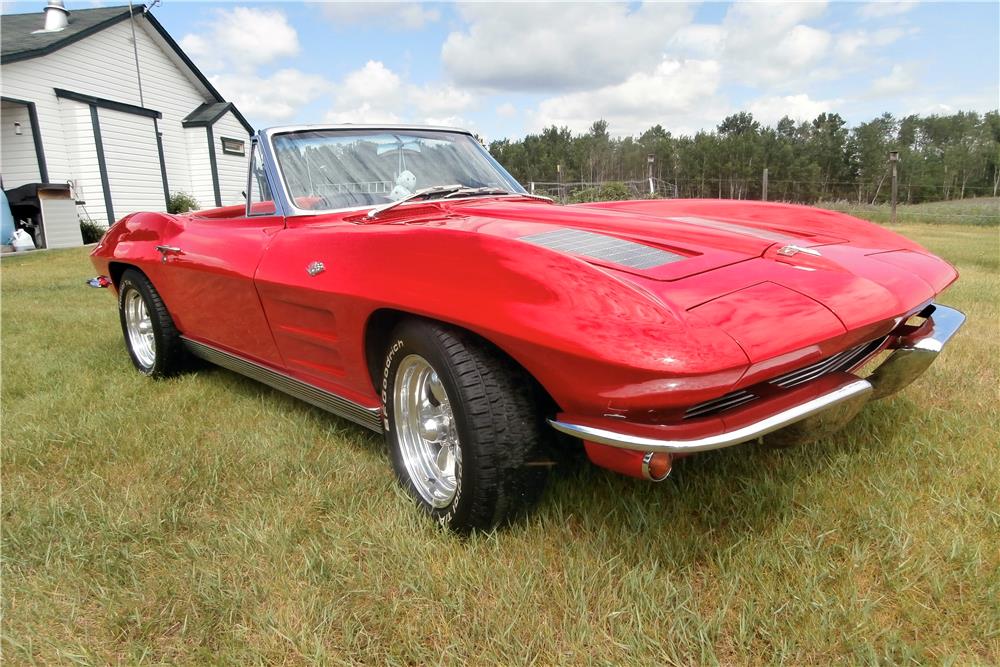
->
[182,338,383,432]
[549,379,874,454]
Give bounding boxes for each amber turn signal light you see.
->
[642,452,673,482]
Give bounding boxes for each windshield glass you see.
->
[271,129,525,211]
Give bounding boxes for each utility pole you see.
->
[889,150,899,224]
[557,164,564,204]
[647,153,655,196]
[762,168,768,201]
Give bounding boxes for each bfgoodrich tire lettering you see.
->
[383,320,549,532]
[117,269,185,377]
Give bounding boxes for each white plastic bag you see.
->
[11,228,36,252]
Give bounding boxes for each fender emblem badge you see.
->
[306,261,325,276]
[777,244,821,257]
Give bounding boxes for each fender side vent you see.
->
[520,228,683,269]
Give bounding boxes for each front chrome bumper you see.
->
[549,302,965,454]
[867,302,966,399]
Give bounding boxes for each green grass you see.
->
[3,226,999,665]
[819,196,1000,226]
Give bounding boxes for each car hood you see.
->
[392,197,958,374]
[396,196,928,281]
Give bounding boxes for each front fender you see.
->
[255,224,750,416]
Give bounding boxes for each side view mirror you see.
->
[241,191,247,200]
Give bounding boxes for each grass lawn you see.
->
[819,196,1000,226]
[2,224,998,665]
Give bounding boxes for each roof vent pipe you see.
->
[43,0,69,31]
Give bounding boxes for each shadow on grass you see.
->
[516,395,925,566]
[179,361,926,565]
[192,363,385,449]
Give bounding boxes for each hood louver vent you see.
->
[520,228,683,270]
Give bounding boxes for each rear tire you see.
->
[118,269,185,377]
[382,320,549,532]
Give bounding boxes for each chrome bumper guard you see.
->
[549,302,965,454]
[867,302,965,399]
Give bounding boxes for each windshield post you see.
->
[255,129,292,217]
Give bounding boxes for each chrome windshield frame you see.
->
[257,124,527,218]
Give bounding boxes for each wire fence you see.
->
[527,177,999,225]
[529,178,998,202]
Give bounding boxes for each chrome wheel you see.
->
[393,354,460,508]
[123,287,156,368]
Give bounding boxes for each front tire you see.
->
[118,269,185,377]
[382,320,549,532]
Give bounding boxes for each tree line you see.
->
[488,111,1000,204]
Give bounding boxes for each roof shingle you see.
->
[1,6,132,64]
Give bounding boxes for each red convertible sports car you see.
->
[91,124,964,531]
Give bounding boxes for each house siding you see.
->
[99,107,167,217]
[0,100,42,186]
[213,111,249,206]
[184,126,214,210]
[0,14,245,223]
[57,97,107,224]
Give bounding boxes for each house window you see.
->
[220,136,245,156]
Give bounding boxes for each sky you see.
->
[5,1,999,139]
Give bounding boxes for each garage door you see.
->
[98,107,167,217]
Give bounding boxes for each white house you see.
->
[1,1,252,234]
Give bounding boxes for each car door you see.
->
[152,142,285,366]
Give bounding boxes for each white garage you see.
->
[1,2,253,244]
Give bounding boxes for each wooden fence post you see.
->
[889,151,899,224]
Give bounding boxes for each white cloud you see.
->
[667,24,725,57]
[529,59,727,136]
[858,2,917,19]
[324,61,477,126]
[496,103,517,118]
[868,63,919,97]
[442,2,695,92]
[179,7,300,73]
[904,91,1000,117]
[747,93,842,125]
[664,3,834,88]
[320,2,440,30]
[836,27,908,59]
[517,2,844,136]
[423,115,474,130]
[177,7,329,124]
[210,69,332,122]
[326,102,403,125]
[341,60,402,102]
[718,3,833,86]
[409,85,474,117]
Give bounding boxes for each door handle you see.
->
[155,245,183,263]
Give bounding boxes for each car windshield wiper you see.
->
[442,187,555,203]
[442,186,511,198]
[365,185,555,220]
[365,184,464,220]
